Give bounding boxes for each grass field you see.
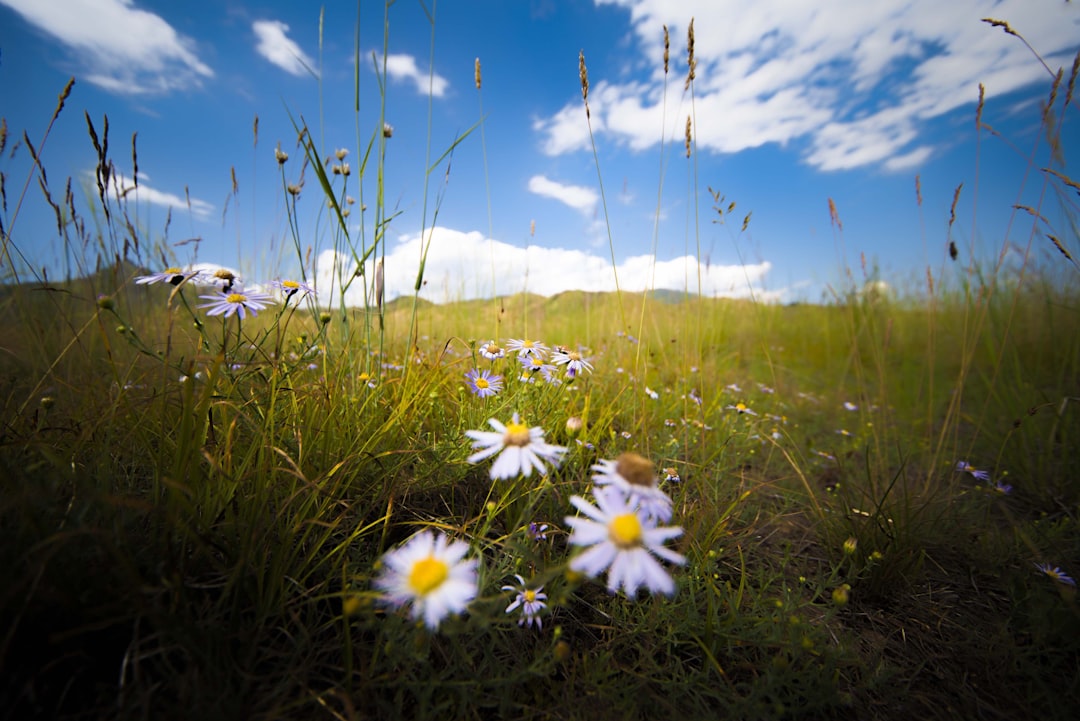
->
[1,11,1079,721]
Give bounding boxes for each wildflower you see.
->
[688,389,702,406]
[592,452,674,522]
[645,386,659,400]
[662,467,681,484]
[726,402,757,416]
[994,480,1013,495]
[383,122,394,138]
[551,348,594,378]
[507,338,548,358]
[843,537,858,555]
[1035,563,1076,587]
[527,522,550,542]
[135,267,197,286]
[832,584,851,606]
[465,368,503,398]
[664,419,677,427]
[96,294,115,311]
[211,268,237,291]
[565,416,584,434]
[836,428,852,437]
[725,383,742,393]
[539,363,564,386]
[757,383,775,394]
[843,401,858,411]
[335,148,349,161]
[501,574,547,630]
[374,530,478,630]
[519,354,556,377]
[466,412,567,480]
[479,340,505,360]
[274,145,288,164]
[816,450,836,462]
[564,485,685,597]
[197,287,276,319]
[272,278,317,300]
[955,461,991,483]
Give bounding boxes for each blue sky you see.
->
[1,0,1077,304]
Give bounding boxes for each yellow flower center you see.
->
[523,589,537,603]
[165,267,182,274]
[609,512,643,549]
[408,557,449,596]
[568,351,581,361]
[283,280,300,289]
[503,422,531,447]
[615,452,657,487]
[736,403,748,412]
[475,378,490,390]
[529,357,544,369]
[226,293,247,304]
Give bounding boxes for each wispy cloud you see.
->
[535,0,1079,172]
[380,52,449,97]
[527,175,599,214]
[314,226,782,305]
[253,19,315,77]
[0,0,213,94]
[103,171,213,220]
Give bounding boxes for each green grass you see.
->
[2,8,1079,720]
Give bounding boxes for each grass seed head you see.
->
[685,18,696,90]
[663,25,670,75]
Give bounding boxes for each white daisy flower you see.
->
[506,338,548,358]
[465,412,567,480]
[479,340,505,360]
[592,452,674,523]
[135,266,200,286]
[374,530,478,631]
[551,347,594,378]
[564,485,685,597]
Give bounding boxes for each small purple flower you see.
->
[465,368,503,398]
[955,461,991,483]
[527,522,549,542]
[1035,562,1076,587]
[501,574,547,630]
[197,287,276,319]
[272,278,317,300]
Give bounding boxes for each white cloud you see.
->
[253,19,315,77]
[103,170,213,219]
[527,175,599,214]
[382,53,449,97]
[534,0,1080,171]
[313,226,782,306]
[0,0,213,94]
